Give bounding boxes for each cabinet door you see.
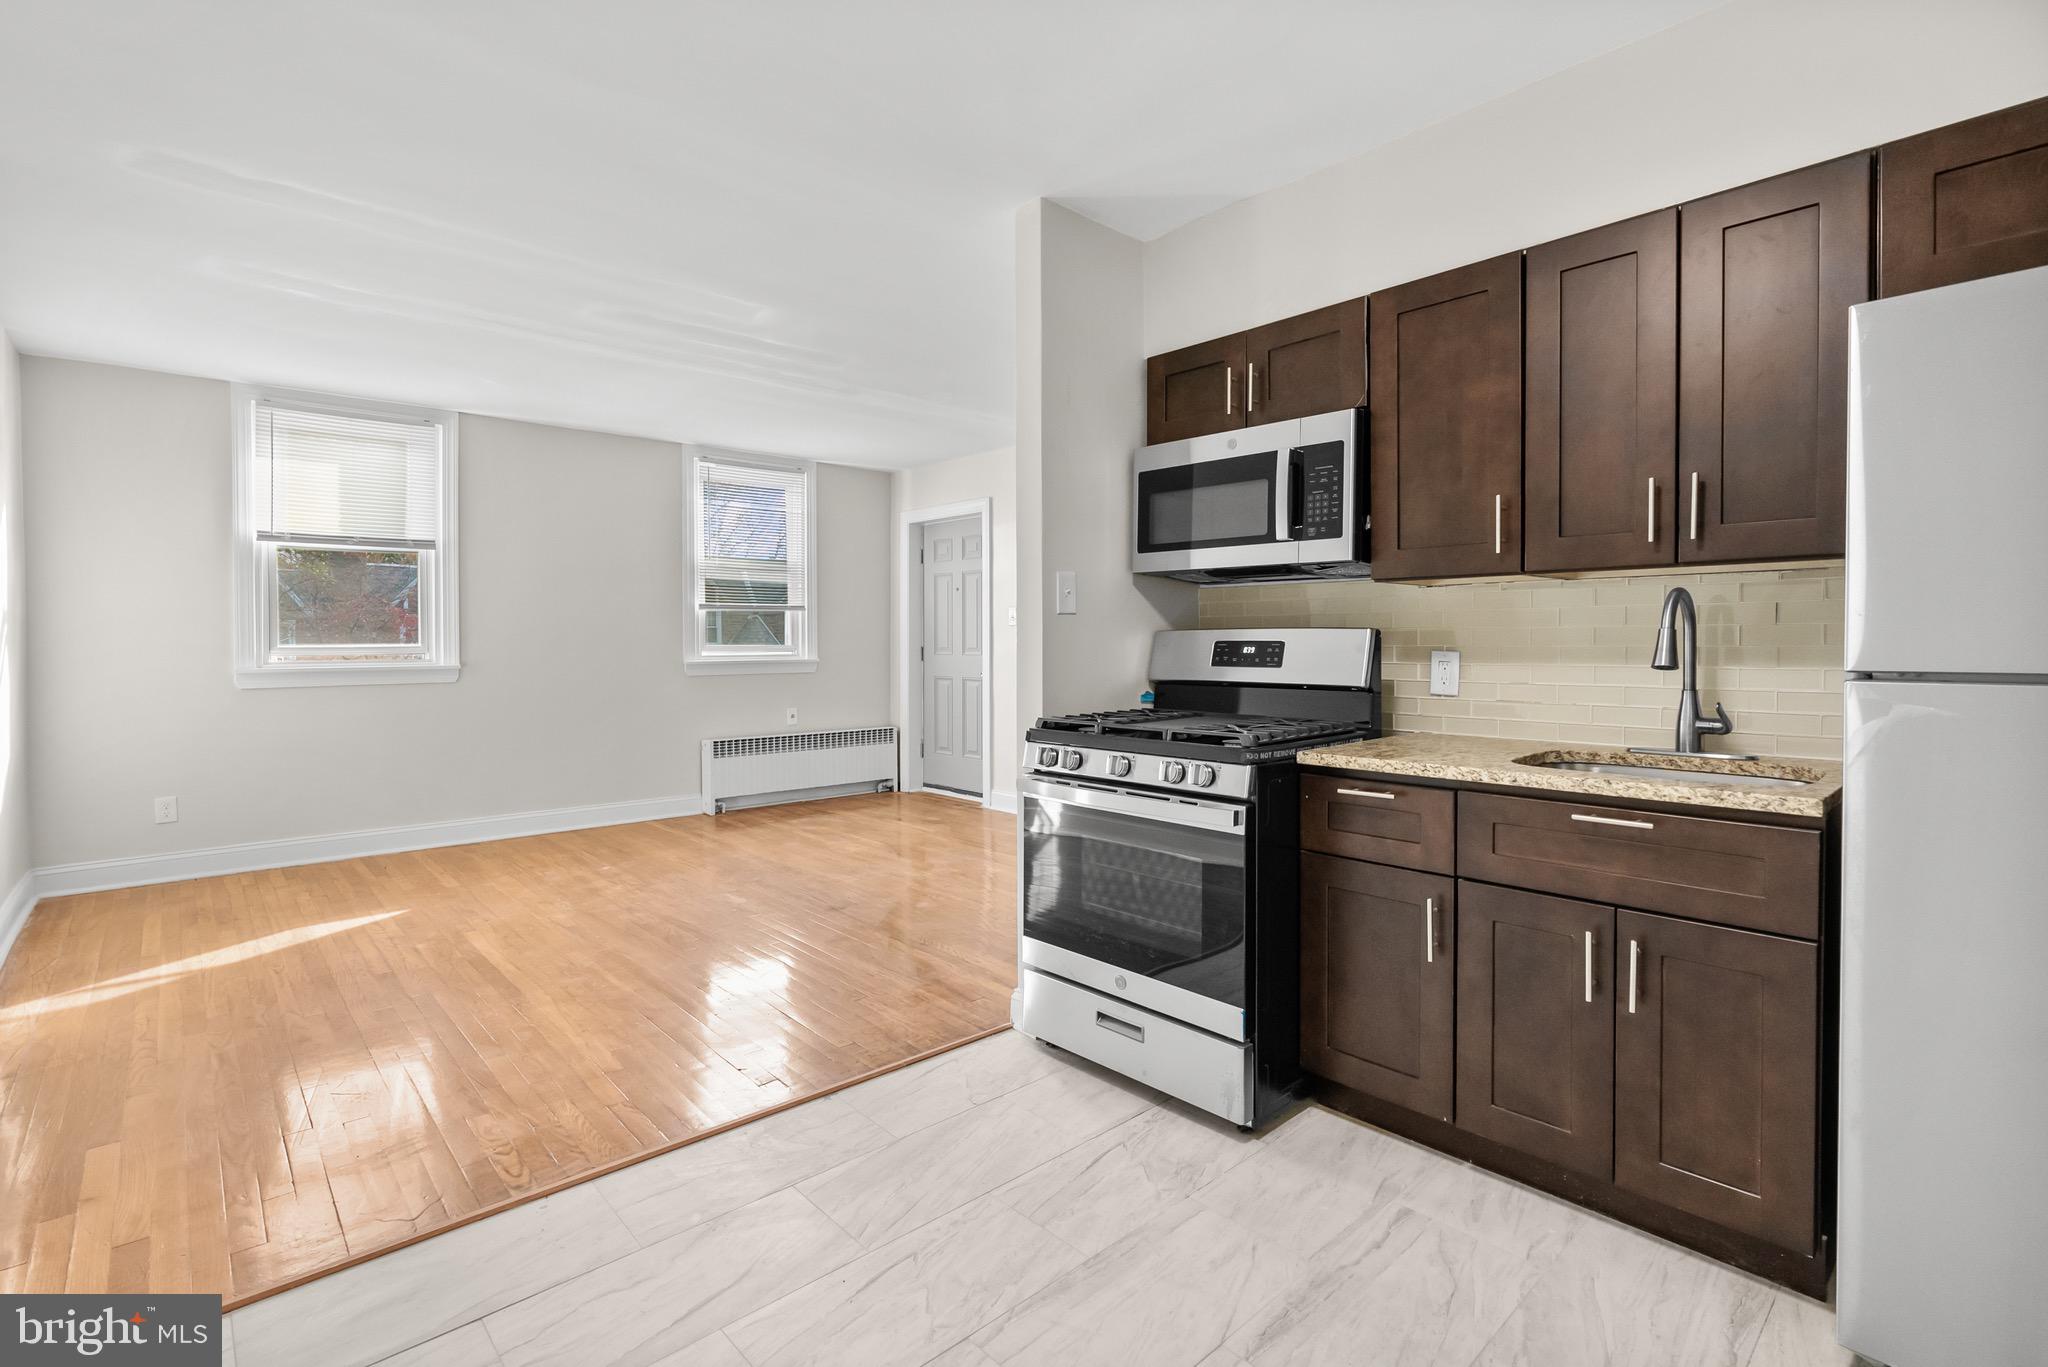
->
[1146,333,1245,444]
[1615,910,1819,1251]
[1243,298,1365,426]
[1680,155,1870,563]
[1368,254,1523,580]
[1300,854,1455,1120]
[1525,210,1678,572]
[1880,95,2048,297]
[1456,883,1615,1178]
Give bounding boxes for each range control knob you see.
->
[1037,746,1061,767]
[1162,760,1188,784]
[1061,749,1086,771]
[1191,763,1218,789]
[1108,755,1134,778]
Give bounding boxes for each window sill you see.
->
[684,656,819,676]
[235,662,462,689]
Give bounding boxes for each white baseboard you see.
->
[0,870,36,972]
[988,788,1018,814]
[34,794,708,899]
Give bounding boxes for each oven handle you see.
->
[1021,776,1246,833]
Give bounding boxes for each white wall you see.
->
[1144,0,2048,352]
[893,446,1019,804]
[1020,201,1196,720]
[22,357,894,870]
[0,333,30,905]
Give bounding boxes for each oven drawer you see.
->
[1302,772,1456,873]
[1018,969,1252,1125]
[1456,792,1822,939]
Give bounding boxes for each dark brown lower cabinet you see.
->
[1454,882,1614,1178]
[1614,909,1819,1251]
[1300,854,1455,1120]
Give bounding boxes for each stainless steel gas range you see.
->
[1014,628,1381,1128]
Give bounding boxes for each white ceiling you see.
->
[0,1,1723,467]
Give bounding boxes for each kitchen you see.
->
[1013,85,2048,1367]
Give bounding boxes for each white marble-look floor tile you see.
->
[836,1029,1063,1139]
[481,1187,861,1367]
[724,1193,1085,1367]
[1469,1213,1776,1367]
[219,1316,236,1367]
[798,1059,1151,1249]
[1226,1202,1543,1367]
[595,1093,894,1246]
[649,1330,751,1367]
[924,1341,1003,1367]
[993,1099,1263,1255]
[229,1185,637,1367]
[1397,1151,1592,1267]
[1745,1294,1861,1367]
[1191,1104,1438,1258]
[368,1324,504,1367]
[972,1199,1304,1367]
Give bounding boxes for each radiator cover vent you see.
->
[702,726,899,812]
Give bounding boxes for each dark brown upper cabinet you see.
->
[1144,300,1364,445]
[1679,155,1870,565]
[1145,333,1245,444]
[1614,909,1819,1252]
[1368,254,1524,581]
[1880,95,2048,298]
[1242,299,1365,426]
[1524,210,1679,573]
[1300,853,1455,1121]
[1455,881,1615,1179]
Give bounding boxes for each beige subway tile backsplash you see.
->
[1199,566,1845,760]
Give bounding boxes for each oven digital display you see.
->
[1212,640,1285,668]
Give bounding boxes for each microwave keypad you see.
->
[1298,442,1346,540]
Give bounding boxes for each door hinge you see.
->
[920,741,925,757]
[919,646,925,661]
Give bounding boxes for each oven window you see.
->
[1136,451,1277,554]
[1021,791,1248,1008]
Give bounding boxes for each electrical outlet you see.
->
[1429,650,1461,698]
[1055,571,1078,615]
[153,796,179,825]
[785,707,799,726]
[1007,605,1017,627]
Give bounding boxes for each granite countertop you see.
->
[1299,732,1843,819]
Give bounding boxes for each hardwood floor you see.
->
[0,792,1017,1308]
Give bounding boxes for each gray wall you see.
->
[22,357,894,869]
[0,334,29,897]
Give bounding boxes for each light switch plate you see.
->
[1430,650,1461,697]
[1055,571,1077,616]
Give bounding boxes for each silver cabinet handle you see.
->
[1336,788,1397,801]
[1584,929,1595,1003]
[1646,476,1657,544]
[1494,493,1504,555]
[1689,471,1701,542]
[1424,897,1436,964]
[1628,939,1641,1014]
[1225,366,1234,415]
[1248,361,1258,411]
[1571,812,1655,830]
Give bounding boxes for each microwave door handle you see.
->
[1286,448,1307,541]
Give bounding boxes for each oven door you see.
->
[1019,775,1252,1040]
[1132,419,1299,575]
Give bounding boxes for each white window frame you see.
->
[684,449,819,676]
[231,384,461,689]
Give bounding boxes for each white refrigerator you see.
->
[1838,264,2048,1366]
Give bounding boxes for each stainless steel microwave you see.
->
[1131,407,1367,584]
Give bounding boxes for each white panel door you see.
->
[1838,679,2048,1366]
[921,516,984,795]
[1847,266,2048,675]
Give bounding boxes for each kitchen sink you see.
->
[1515,753,1818,789]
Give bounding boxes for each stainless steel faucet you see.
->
[1631,586,1742,757]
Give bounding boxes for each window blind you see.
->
[695,457,807,615]
[252,402,444,550]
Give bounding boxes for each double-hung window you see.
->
[686,452,817,673]
[232,386,460,687]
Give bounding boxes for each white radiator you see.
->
[701,726,898,813]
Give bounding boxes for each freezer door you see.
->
[1838,680,2048,1365]
[1846,265,2048,676]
